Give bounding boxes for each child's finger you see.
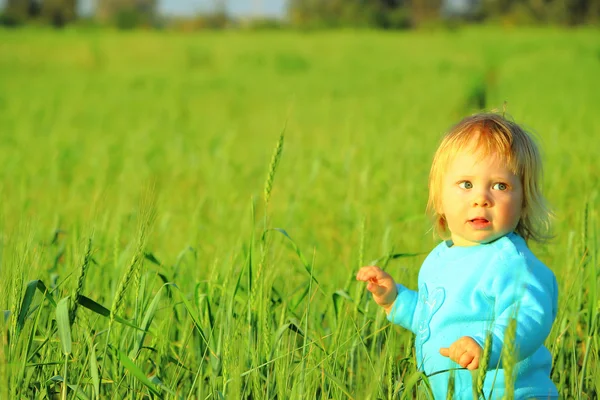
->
[356,266,377,280]
[439,348,449,357]
[450,339,471,366]
[458,352,474,369]
[466,356,479,370]
[448,342,462,362]
[356,266,384,282]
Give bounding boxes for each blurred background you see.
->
[1,0,599,30]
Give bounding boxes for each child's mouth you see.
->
[469,218,490,229]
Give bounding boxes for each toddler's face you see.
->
[440,148,523,247]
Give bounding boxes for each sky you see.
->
[157,0,287,17]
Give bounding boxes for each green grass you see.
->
[0,25,598,398]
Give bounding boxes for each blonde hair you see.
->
[426,112,553,243]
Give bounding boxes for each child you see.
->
[357,113,558,399]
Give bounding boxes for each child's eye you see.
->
[493,182,508,191]
[458,181,473,189]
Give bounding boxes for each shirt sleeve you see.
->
[471,254,558,369]
[386,283,419,333]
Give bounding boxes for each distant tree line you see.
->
[288,0,600,28]
[2,0,77,27]
[0,0,157,28]
[288,0,439,29]
[1,0,599,29]
[471,0,600,25]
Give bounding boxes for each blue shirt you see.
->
[387,233,558,399]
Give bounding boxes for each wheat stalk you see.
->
[110,239,143,321]
[476,329,493,398]
[446,368,455,399]
[70,237,92,325]
[102,189,156,378]
[110,188,156,323]
[9,258,23,339]
[9,234,27,341]
[263,130,285,207]
[502,318,517,400]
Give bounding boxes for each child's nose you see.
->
[472,190,492,207]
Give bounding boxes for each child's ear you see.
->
[437,215,447,235]
[439,214,446,224]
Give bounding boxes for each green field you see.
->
[0,26,598,398]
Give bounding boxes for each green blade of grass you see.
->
[16,279,56,336]
[195,285,215,332]
[401,370,425,399]
[130,283,166,358]
[66,383,92,400]
[368,252,425,266]
[117,348,161,396]
[16,281,38,336]
[167,283,213,352]
[88,342,100,398]
[323,370,354,399]
[76,294,145,331]
[266,228,321,288]
[56,297,72,355]
[144,252,162,266]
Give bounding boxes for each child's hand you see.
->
[439,336,483,370]
[356,266,398,314]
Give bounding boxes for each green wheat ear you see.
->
[70,237,93,325]
[476,329,493,399]
[263,129,285,207]
[502,317,518,400]
[110,187,157,323]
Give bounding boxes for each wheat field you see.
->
[0,25,598,398]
